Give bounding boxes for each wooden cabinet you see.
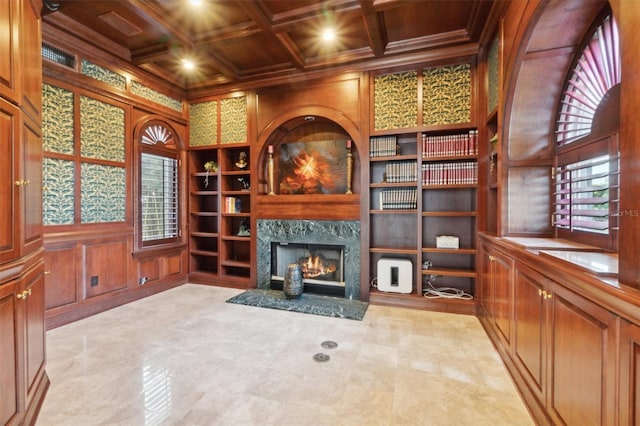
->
[0,260,47,426]
[0,1,48,423]
[620,319,640,425]
[512,262,618,425]
[368,130,477,314]
[188,146,253,287]
[479,242,512,348]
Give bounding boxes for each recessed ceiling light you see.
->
[181,59,195,70]
[322,28,335,42]
[190,0,202,6]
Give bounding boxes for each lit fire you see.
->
[299,255,337,279]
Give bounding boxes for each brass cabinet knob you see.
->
[16,289,32,299]
[488,255,496,261]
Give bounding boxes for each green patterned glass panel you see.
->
[43,84,74,154]
[81,163,126,223]
[43,158,75,225]
[423,63,471,126]
[189,101,218,147]
[374,71,418,131]
[488,37,500,113]
[80,96,125,162]
[220,96,247,144]
[131,81,182,112]
[81,60,126,90]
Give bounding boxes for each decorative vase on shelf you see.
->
[283,263,303,299]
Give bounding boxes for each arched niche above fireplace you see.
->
[256,112,361,221]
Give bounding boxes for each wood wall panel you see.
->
[138,258,160,283]
[83,239,128,298]
[44,244,77,309]
[507,167,551,234]
[165,254,182,276]
[507,54,565,161]
[256,77,361,138]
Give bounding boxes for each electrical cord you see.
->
[422,275,473,300]
[370,277,378,288]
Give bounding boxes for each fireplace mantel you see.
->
[255,194,360,220]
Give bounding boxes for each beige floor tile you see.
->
[37,284,533,426]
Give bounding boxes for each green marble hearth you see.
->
[226,289,368,321]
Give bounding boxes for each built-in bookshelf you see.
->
[368,129,477,314]
[188,149,220,280]
[219,147,252,282]
[187,146,254,286]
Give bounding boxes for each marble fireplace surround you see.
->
[257,219,361,300]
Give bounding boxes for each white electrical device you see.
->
[377,258,412,293]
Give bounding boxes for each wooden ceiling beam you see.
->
[358,0,387,57]
[127,0,194,48]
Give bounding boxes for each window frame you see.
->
[136,120,181,249]
[552,10,620,251]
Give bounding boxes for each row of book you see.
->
[422,130,478,158]
[379,188,418,210]
[370,136,398,157]
[384,161,418,183]
[224,196,243,213]
[370,130,479,159]
[422,162,478,185]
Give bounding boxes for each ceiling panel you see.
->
[42,0,495,94]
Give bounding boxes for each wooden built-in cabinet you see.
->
[368,128,478,314]
[0,0,49,424]
[478,242,512,348]
[479,234,623,425]
[188,146,253,287]
[619,319,640,424]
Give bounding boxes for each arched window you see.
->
[138,121,179,246]
[553,11,620,250]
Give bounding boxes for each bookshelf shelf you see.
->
[422,247,476,254]
[422,267,476,277]
[422,211,477,217]
[370,247,417,255]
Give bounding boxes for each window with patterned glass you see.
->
[139,122,180,246]
[553,11,619,250]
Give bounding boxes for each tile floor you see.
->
[37,284,534,426]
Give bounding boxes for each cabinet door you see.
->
[19,0,42,122]
[513,265,546,402]
[0,0,18,101]
[21,118,43,257]
[23,263,45,402]
[548,283,617,426]
[620,319,640,425]
[0,280,20,426]
[492,249,512,346]
[0,98,20,264]
[478,244,493,318]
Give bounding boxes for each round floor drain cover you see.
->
[313,352,330,362]
[321,340,338,349]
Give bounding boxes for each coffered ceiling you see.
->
[42,0,496,94]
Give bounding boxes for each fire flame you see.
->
[300,255,337,279]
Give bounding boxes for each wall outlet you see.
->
[90,276,99,287]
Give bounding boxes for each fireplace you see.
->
[257,219,361,299]
[271,242,345,297]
